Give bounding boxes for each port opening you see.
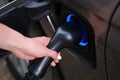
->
[65,13,88,46]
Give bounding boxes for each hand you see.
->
[28,37,62,66]
[11,36,62,66]
[0,23,62,66]
[31,37,62,66]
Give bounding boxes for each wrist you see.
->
[0,23,29,52]
[7,36,30,53]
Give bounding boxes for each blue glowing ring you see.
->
[66,14,88,46]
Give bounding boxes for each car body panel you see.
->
[52,0,120,80]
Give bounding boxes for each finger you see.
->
[40,36,50,46]
[21,55,35,60]
[26,39,58,60]
[34,46,58,60]
[51,61,56,67]
[46,49,58,60]
[25,56,35,60]
[54,59,59,63]
[57,53,62,60]
[32,36,50,46]
[54,53,61,63]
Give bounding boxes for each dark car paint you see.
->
[53,0,120,80]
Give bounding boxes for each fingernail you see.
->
[57,55,62,60]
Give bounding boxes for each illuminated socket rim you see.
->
[66,13,88,46]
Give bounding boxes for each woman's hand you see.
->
[12,36,61,66]
[30,37,62,66]
[0,23,61,66]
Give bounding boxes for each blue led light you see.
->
[79,26,88,46]
[66,14,74,22]
[66,14,88,46]
[79,42,88,46]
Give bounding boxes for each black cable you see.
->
[104,1,120,80]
